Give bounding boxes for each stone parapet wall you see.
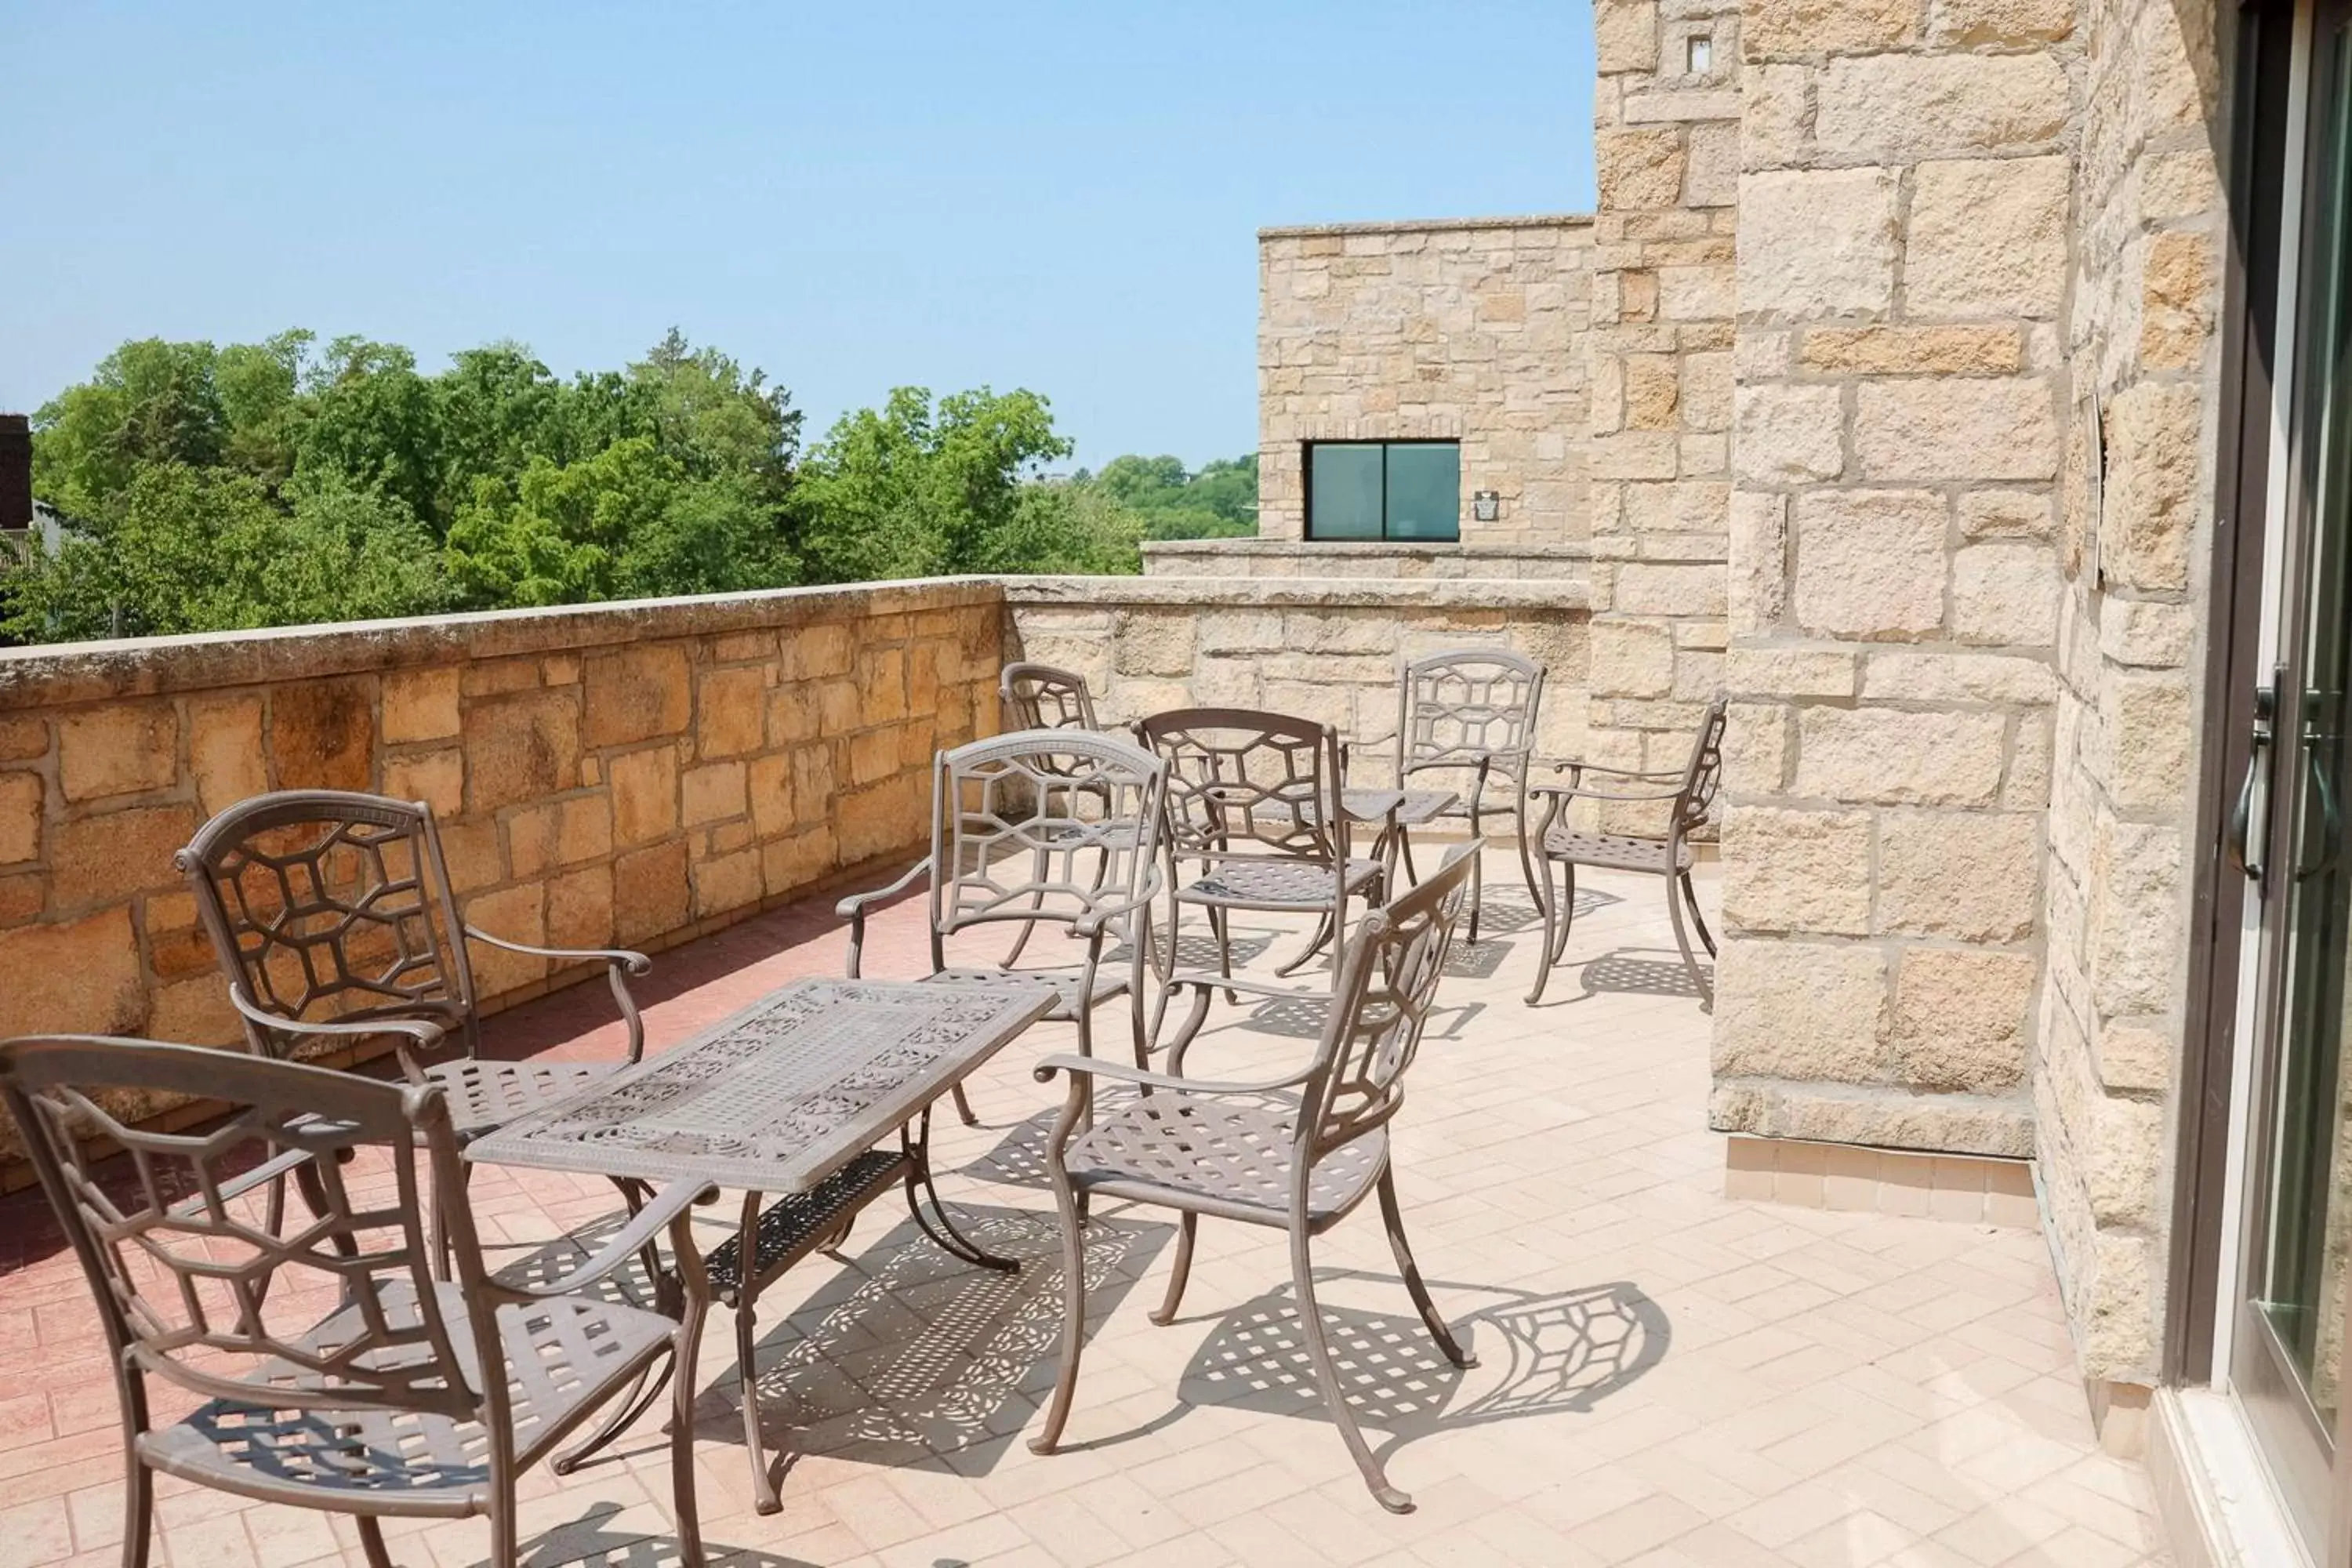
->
[1257,215,1594,546]
[0,580,1004,1160]
[1138,540,1590,581]
[999,575,1591,779]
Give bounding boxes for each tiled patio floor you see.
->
[0,850,2169,1567]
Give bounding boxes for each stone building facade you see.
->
[1255,216,1594,547]
[1254,0,2344,1555]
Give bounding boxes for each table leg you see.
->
[902,1105,1018,1272]
[733,1189,787,1516]
[554,1177,676,1476]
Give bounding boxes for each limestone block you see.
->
[1595,0,1659,71]
[1725,647,1857,699]
[2089,1096,2167,1229]
[1861,651,2057,705]
[271,678,376,793]
[1814,54,2069,161]
[614,840,691,946]
[147,975,241,1047]
[696,666,767,759]
[2092,816,2183,1017]
[508,796,612,878]
[583,645,692,749]
[1598,128,1689,210]
[1591,430,1682,481]
[1960,490,2056,539]
[546,865,615,952]
[608,744,680,846]
[1907,157,2070,320]
[1792,490,1947,641]
[1734,384,1846,483]
[1953,542,2063,647]
[1892,947,2035,1090]
[692,847,764,920]
[1800,327,2024,377]
[1615,564,1729,617]
[1624,356,1682,430]
[1113,611,1199,676]
[1713,940,1890,1083]
[1795,708,2007,805]
[466,882,547,996]
[1722,807,1874,935]
[462,689,581,815]
[2100,599,2195,669]
[381,748,464,818]
[763,827,839,898]
[682,760,748,828]
[1927,0,2074,43]
[1682,353,1734,434]
[1743,64,1809,172]
[1728,492,1789,633]
[382,668,462,744]
[785,622,858,682]
[2140,228,2217,371]
[0,906,146,1037]
[2109,672,2193,811]
[0,773,37,865]
[1743,0,1918,57]
[837,774,927,864]
[1738,169,1898,321]
[1624,481,1732,534]
[58,702,177,803]
[1854,379,2060,482]
[187,695,268,815]
[1721,702,1789,795]
[1877,810,2042,942]
[51,804,201,909]
[1591,620,1677,699]
[2103,383,2201,593]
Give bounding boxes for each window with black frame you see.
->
[1305,441,1461,542]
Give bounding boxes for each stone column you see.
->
[1584,0,1741,825]
[1715,5,2078,1159]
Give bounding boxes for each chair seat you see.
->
[1541,825,1692,874]
[426,1058,612,1139]
[925,965,1127,1019]
[1063,1089,1388,1229]
[137,1282,674,1515]
[1177,857,1384,909]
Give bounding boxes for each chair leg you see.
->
[355,1519,394,1568]
[1397,823,1421,884]
[1290,1229,1411,1513]
[670,1313,709,1568]
[1666,872,1711,1009]
[1680,871,1717,957]
[121,1457,152,1568]
[950,1083,978,1127]
[1551,862,1579,964]
[1376,1171,1475,1370]
[1526,858,1568,1005]
[1150,1212,1197,1327]
[489,1468,520,1567]
[1029,1172,1091,1456]
[1466,833,1486,946]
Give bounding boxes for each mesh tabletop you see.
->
[463,978,1054,1193]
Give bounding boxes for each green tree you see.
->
[1078,452,1258,541]
[294,337,445,529]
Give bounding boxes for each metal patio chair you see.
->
[996,662,1105,970]
[1526,698,1726,1008]
[0,1035,713,1568]
[1025,843,1482,1512]
[1375,648,1546,942]
[840,729,1167,1124]
[1134,707,1384,988]
[176,790,654,1144]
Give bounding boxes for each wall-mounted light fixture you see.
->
[1686,34,1714,74]
[1472,490,1501,523]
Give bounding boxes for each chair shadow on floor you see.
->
[1570,946,1711,1003]
[680,1204,1170,1480]
[1457,884,1620,939]
[1068,1272,1668,1471]
[508,1500,815,1568]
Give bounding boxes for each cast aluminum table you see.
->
[466,975,1058,1514]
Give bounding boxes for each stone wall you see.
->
[998,575,1592,779]
[0,581,1001,1160]
[2037,0,2225,1389]
[1715,0,2079,1163]
[1138,540,1588,581]
[1584,0,1741,835]
[1257,216,1594,546]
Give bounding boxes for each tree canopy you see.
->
[6,328,1259,643]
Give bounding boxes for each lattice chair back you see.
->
[929,730,1166,947]
[1133,707,1346,869]
[1396,649,1545,785]
[1000,662,1100,734]
[0,1037,493,1423]
[176,791,481,1060]
[1672,699,1731,843]
[1298,841,1478,1166]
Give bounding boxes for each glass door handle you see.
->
[2231,679,2279,881]
[2295,714,2343,882]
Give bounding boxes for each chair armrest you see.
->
[1528,780,1684,804]
[1164,973,1334,1006]
[463,926,652,978]
[492,1178,718,1301]
[836,858,931,921]
[1031,1053,1313,1095]
[1549,759,1683,782]
[229,992,448,1054]
[1073,862,1165,940]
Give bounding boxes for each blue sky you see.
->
[1,3,1595,470]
